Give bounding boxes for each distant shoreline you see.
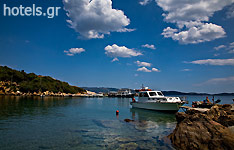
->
[82,87,234,96]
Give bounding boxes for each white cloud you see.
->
[142,44,156,50]
[182,69,191,72]
[117,28,136,32]
[139,0,151,6]
[189,58,234,66]
[137,67,151,72]
[226,5,234,18]
[137,67,160,72]
[196,76,234,86]
[156,0,234,24]
[214,45,226,51]
[212,42,234,54]
[135,60,151,67]
[207,76,234,83]
[111,58,119,62]
[63,0,133,39]
[105,44,142,58]
[156,0,234,44]
[214,53,220,57]
[229,42,234,49]
[162,23,226,44]
[228,49,234,53]
[152,68,160,72]
[64,48,85,56]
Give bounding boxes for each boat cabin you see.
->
[138,91,167,102]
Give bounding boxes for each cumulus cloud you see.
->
[214,45,226,51]
[135,60,151,67]
[63,0,133,39]
[105,44,142,58]
[189,59,234,66]
[156,0,234,24]
[139,0,151,6]
[64,48,85,56]
[152,68,160,72]
[137,67,160,72]
[156,0,234,44]
[142,44,156,50]
[111,58,119,62]
[162,23,225,44]
[137,67,151,72]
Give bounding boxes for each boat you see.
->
[130,87,187,112]
[192,97,221,108]
[116,89,134,98]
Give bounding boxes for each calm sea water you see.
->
[0,95,233,150]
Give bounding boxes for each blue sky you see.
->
[0,0,234,93]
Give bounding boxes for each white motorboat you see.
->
[130,87,186,112]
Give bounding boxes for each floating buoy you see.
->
[116,110,119,115]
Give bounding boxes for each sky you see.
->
[0,0,234,94]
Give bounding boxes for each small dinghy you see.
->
[192,96,221,108]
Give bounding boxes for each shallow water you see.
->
[0,95,233,150]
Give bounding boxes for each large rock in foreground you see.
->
[168,104,234,150]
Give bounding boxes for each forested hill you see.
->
[0,66,85,94]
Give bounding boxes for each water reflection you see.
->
[130,108,176,122]
[117,98,131,108]
[0,96,86,120]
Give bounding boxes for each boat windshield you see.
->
[139,92,149,97]
[149,92,157,96]
[157,92,164,96]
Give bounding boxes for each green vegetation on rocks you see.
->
[0,66,85,94]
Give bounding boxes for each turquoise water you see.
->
[0,95,233,150]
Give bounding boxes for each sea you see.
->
[0,95,233,150]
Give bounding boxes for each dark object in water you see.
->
[124,119,134,122]
[215,99,221,104]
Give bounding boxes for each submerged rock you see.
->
[168,104,234,150]
[118,142,139,150]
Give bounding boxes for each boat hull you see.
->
[131,102,184,112]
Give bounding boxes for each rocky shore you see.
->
[0,81,102,97]
[169,104,234,150]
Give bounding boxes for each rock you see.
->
[175,112,188,123]
[218,115,234,127]
[118,142,139,150]
[228,126,234,133]
[169,104,234,150]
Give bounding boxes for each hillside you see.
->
[0,66,85,94]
